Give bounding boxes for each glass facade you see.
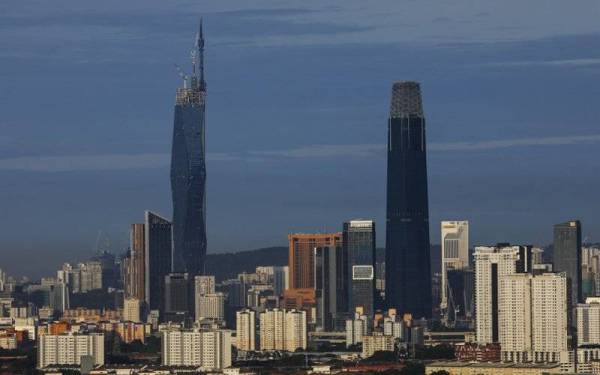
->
[170,24,207,277]
[343,220,376,317]
[144,211,172,315]
[385,82,432,318]
[553,220,582,305]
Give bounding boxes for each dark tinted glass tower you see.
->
[164,272,191,323]
[314,245,347,331]
[171,22,207,277]
[144,211,172,316]
[553,220,582,304]
[385,82,432,318]
[343,220,376,317]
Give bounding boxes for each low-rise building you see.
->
[425,361,561,375]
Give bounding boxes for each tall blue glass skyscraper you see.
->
[385,81,432,318]
[171,22,207,277]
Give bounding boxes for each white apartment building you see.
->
[196,293,225,321]
[345,312,370,347]
[499,272,568,363]
[577,297,600,347]
[440,221,469,311]
[259,308,306,352]
[474,245,520,344]
[38,333,104,369]
[362,333,395,358]
[161,328,232,370]
[236,309,256,351]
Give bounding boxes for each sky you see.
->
[1,0,600,279]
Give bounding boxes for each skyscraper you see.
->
[314,245,347,331]
[553,220,582,305]
[144,211,172,316]
[288,233,342,289]
[343,220,376,317]
[171,21,208,277]
[384,81,432,318]
[440,221,469,313]
[127,223,145,301]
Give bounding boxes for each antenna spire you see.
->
[196,18,205,89]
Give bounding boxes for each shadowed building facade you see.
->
[385,81,432,318]
[288,233,342,289]
[171,22,208,277]
[144,211,172,316]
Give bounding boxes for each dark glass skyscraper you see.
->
[553,220,582,304]
[144,211,172,315]
[171,22,207,277]
[385,81,432,318]
[314,245,347,331]
[343,220,376,317]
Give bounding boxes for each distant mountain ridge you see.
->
[206,244,442,282]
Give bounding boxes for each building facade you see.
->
[344,220,376,317]
[171,22,208,277]
[440,221,469,312]
[553,221,582,305]
[38,333,104,369]
[196,293,225,321]
[259,308,307,352]
[385,81,431,318]
[161,328,232,370]
[314,245,347,331]
[288,233,342,289]
[144,211,173,316]
[236,309,256,351]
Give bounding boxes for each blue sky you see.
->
[1,0,600,279]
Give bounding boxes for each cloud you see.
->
[484,58,600,68]
[1,134,599,172]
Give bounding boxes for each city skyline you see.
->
[2,1,600,280]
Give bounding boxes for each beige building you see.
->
[361,333,395,358]
[236,309,256,351]
[123,298,141,323]
[498,272,568,363]
[259,308,306,352]
[440,221,469,311]
[196,293,225,321]
[38,333,104,369]
[345,311,370,347]
[474,246,520,344]
[161,328,232,370]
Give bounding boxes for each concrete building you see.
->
[259,308,307,352]
[288,233,342,289]
[577,297,600,346]
[123,298,141,323]
[499,272,568,363]
[314,245,347,331]
[195,275,216,296]
[38,333,104,369]
[345,311,370,347]
[474,245,521,344]
[362,333,395,358]
[161,328,232,370]
[425,361,561,375]
[440,221,469,313]
[127,223,146,301]
[344,220,376,317]
[196,293,225,321]
[236,309,255,351]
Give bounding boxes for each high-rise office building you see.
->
[474,245,521,344]
[314,245,347,331]
[498,272,568,363]
[162,328,232,369]
[164,273,191,322]
[236,309,256,351]
[288,233,342,289]
[127,223,146,301]
[343,220,376,317]
[553,221,582,305]
[440,221,469,312]
[144,211,172,316]
[385,81,431,318]
[196,293,225,321]
[171,22,208,277]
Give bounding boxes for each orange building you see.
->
[127,223,146,301]
[99,321,150,343]
[61,308,121,322]
[48,321,70,335]
[288,232,341,289]
[282,288,316,321]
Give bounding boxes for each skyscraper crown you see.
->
[390,81,423,118]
